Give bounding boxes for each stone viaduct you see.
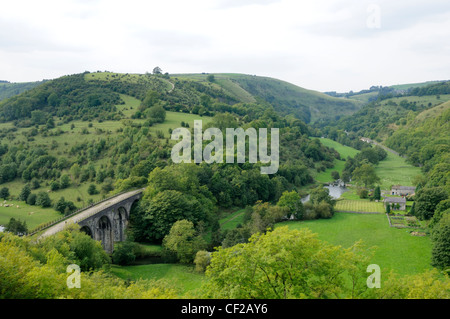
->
[37,188,144,254]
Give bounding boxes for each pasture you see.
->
[276,213,432,276]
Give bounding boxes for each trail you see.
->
[360,137,405,158]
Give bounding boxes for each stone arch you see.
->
[80,225,93,238]
[114,206,127,242]
[97,215,113,253]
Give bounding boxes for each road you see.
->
[361,137,405,158]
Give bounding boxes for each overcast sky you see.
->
[1,0,449,92]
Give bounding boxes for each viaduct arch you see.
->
[37,189,143,254]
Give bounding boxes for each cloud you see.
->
[0,0,449,91]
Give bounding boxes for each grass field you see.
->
[0,199,60,229]
[110,263,205,296]
[374,151,422,190]
[314,138,359,183]
[276,213,432,276]
[219,208,245,231]
[318,138,360,159]
[335,199,385,213]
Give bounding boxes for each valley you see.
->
[0,71,448,299]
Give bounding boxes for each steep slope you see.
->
[0,80,46,101]
[174,73,363,123]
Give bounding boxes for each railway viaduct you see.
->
[36,188,144,254]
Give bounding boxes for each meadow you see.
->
[276,213,432,276]
[0,199,60,229]
[374,151,422,190]
[109,263,205,296]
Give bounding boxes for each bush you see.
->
[87,184,98,195]
[26,193,37,205]
[358,189,369,199]
[194,250,211,272]
[0,187,9,200]
[112,241,137,265]
[36,191,52,208]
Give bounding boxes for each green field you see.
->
[276,213,432,276]
[314,138,360,183]
[374,151,422,190]
[318,138,360,159]
[0,199,60,229]
[335,199,385,213]
[219,208,245,230]
[109,263,205,296]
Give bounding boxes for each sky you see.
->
[0,0,449,92]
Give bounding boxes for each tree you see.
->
[201,227,372,299]
[36,191,51,208]
[141,90,160,109]
[0,187,9,200]
[352,164,380,188]
[26,193,37,205]
[373,186,381,200]
[5,218,28,235]
[152,66,162,75]
[331,171,340,180]
[50,180,60,191]
[206,74,215,82]
[19,185,31,202]
[162,220,206,264]
[431,211,450,269]
[87,184,98,195]
[277,190,304,220]
[386,202,391,214]
[55,197,67,214]
[414,187,448,220]
[147,104,166,123]
[60,174,71,189]
[194,250,211,272]
[112,241,137,266]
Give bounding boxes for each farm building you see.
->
[384,197,406,211]
[391,185,416,196]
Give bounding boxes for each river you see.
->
[301,184,348,203]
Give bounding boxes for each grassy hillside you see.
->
[174,73,363,123]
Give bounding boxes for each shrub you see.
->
[194,250,211,273]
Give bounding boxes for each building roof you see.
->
[384,197,406,203]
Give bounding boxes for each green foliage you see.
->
[87,184,98,195]
[0,186,9,199]
[112,241,137,266]
[201,227,373,299]
[5,217,28,235]
[19,184,31,202]
[36,191,52,208]
[415,187,448,220]
[162,220,207,264]
[431,211,450,269]
[0,231,177,298]
[277,190,304,220]
[373,186,381,200]
[352,164,380,189]
[194,250,211,272]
